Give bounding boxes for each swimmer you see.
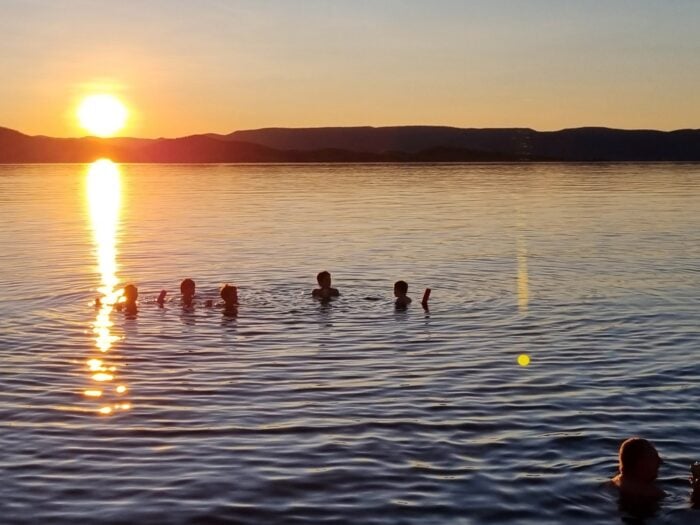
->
[180,278,196,307]
[220,284,239,312]
[394,280,411,309]
[609,437,700,516]
[312,271,339,300]
[611,437,665,504]
[115,284,138,314]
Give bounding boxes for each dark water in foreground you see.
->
[1,163,699,524]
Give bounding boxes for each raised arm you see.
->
[421,288,431,309]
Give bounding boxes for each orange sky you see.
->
[1,0,699,137]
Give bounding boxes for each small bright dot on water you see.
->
[120,403,131,410]
[99,406,112,415]
[518,354,531,367]
[116,385,127,394]
[92,372,114,382]
[84,389,102,397]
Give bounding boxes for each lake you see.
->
[1,162,699,524]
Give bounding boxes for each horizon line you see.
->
[3,123,700,141]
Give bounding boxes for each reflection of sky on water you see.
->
[517,236,529,315]
[515,205,530,315]
[85,159,130,415]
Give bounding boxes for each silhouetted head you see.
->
[180,278,195,306]
[220,284,238,305]
[619,438,661,482]
[180,278,195,296]
[394,280,408,297]
[123,284,138,304]
[317,271,332,288]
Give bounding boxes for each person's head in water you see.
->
[220,284,238,307]
[123,284,138,303]
[394,280,412,308]
[394,280,408,298]
[121,284,138,312]
[313,271,340,299]
[618,437,661,483]
[317,271,332,289]
[180,278,195,307]
[611,437,665,515]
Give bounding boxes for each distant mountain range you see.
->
[1,125,699,163]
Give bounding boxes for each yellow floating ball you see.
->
[517,354,530,367]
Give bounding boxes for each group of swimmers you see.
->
[99,275,700,517]
[309,271,430,308]
[610,437,700,516]
[103,271,431,315]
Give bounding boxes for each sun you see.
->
[78,94,128,137]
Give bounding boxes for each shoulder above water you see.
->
[312,287,340,299]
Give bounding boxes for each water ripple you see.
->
[1,163,700,524]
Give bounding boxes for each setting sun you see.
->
[77,94,127,137]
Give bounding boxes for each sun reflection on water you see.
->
[85,159,131,415]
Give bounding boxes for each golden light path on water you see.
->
[86,159,130,415]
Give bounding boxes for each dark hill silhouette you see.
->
[533,127,700,161]
[128,135,287,163]
[228,126,700,161]
[0,128,288,163]
[228,126,536,156]
[1,125,699,163]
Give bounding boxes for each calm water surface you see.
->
[1,163,699,524]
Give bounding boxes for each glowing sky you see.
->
[1,0,699,137]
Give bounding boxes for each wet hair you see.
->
[317,271,331,286]
[180,278,195,295]
[619,437,658,475]
[220,284,238,302]
[123,284,138,302]
[394,280,408,295]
